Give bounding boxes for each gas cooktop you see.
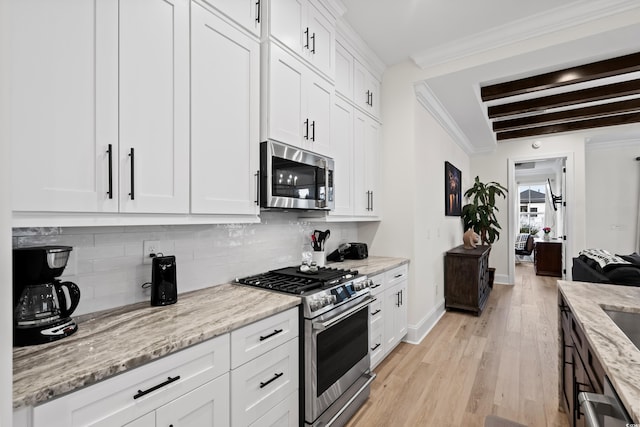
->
[235,266,359,295]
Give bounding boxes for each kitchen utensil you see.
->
[13,246,81,346]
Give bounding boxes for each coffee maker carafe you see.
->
[13,246,81,346]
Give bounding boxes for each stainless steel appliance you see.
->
[13,246,81,346]
[260,140,335,210]
[151,255,177,306]
[236,266,375,427]
[578,376,632,427]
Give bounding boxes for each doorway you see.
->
[507,153,573,285]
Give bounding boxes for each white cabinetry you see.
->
[367,265,408,369]
[263,43,332,155]
[267,0,335,79]
[331,97,355,216]
[191,2,260,216]
[230,307,299,426]
[353,111,380,217]
[354,59,381,119]
[199,0,262,36]
[32,334,230,427]
[10,0,189,215]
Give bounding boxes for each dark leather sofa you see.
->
[572,257,612,284]
[572,252,640,286]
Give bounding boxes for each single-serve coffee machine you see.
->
[13,246,81,346]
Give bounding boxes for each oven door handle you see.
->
[312,297,375,330]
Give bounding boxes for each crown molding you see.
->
[411,0,640,71]
[319,0,347,20]
[336,20,386,79]
[414,82,481,155]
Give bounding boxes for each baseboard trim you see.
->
[494,273,512,285]
[404,299,446,345]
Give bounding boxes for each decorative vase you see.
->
[543,233,550,241]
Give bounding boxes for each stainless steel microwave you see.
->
[260,140,334,210]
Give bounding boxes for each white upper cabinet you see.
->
[354,59,381,119]
[119,0,190,214]
[334,41,353,100]
[191,2,260,216]
[353,110,380,217]
[330,97,354,216]
[267,0,335,79]
[199,0,262,36]
[263,43,332,155]
[10,0,118,213]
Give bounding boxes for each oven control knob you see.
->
[353,280,369,291]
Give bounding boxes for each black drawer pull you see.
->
[260,372,283,389]
[394,274,403,278]
[259,328,283,341]
[370,283,381,289]
[371,343,381,351]
[106,144,113,199]
[133,375,180,399]
[371,309,381,316]
[128,147,135,200]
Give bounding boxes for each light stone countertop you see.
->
[558,280,640,423]
[13,284,300,409]
[13,256,408,410]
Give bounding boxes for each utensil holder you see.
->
[312,251,325,267]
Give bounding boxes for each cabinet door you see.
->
[156,374,230,427]
[123,412,155,427]
[119,0,189,213]
[364,116,380,216]
[354,60,381,119]
[330,98,354,216]
[395,280,408,340]
[191,3,260,215]
[383,284,400,352]
[10,0,118,213]
[267,44,304,147]
[305,71,332,155]
[200,0,261,36]
[269,0,304,53]
[335,42,354,100]
[353,111,380,216]
[305,2,335,78]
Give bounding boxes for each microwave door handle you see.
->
[312,297,375,330]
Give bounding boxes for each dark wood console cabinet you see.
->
[444,245,490,315]
[535,240,562,277]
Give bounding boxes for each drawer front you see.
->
[369,320,384,368]
[369,297,383,323]
[386,264,408,287]
[231,307,299,368]
[231,337,299,426]
[368,273,385,296]
[34,334,230,427]
[248,390,298,427]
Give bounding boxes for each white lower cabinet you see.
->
[25,308,300,427]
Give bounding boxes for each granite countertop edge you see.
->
[558,280,640,423]
[13,256,408,409]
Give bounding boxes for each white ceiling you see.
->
[340,0,640,153]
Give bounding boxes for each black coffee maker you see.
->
[13,246,81,346]
[150,255,177,306]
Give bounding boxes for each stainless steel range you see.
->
[236,266,376,427]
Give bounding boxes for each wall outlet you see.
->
[143,240,160,264]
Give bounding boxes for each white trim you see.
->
[404,299,446,345]
[414,82,483,156]
[585,136,640,150]
[494,273,511,285]
[411,0,640,70]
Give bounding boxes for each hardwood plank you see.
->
[346,262,570,427]
[480,51,640,101]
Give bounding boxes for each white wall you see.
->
[361,60,470,343]
[585,139,640,254]
[13,215,359,315]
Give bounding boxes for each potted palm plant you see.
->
[461,176,508,287]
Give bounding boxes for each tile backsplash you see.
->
[13,212,359,316]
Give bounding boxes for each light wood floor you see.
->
[346,262,570,427]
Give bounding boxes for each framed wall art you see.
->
[445,161,461,216]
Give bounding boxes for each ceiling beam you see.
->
[496,111,640,140]
[481,51,640,101]
[487,80,640,118]
[492,98,640,131]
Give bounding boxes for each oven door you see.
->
[261,140,334,210]
[305,295,373,424]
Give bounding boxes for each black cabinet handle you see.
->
[304,27,309,49]
[370,283,381,289]
[255,0,260,23]
[371,309,381,315]
[396,291,401,307]
[366,90,370,105]
[394,274,403,279]
[371,343,381,351]
[370,91,373,107]
[310,120,315,141]
[310,32,316,54]
[259,328,283,341]
[106,144,113,199]
[260,372,283,389]
[133,376,180,399]
[370,191,374,211]
[254,170,260,206]
[304,119,309,140]
[400,289,403,305]
[128,147,135,200]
